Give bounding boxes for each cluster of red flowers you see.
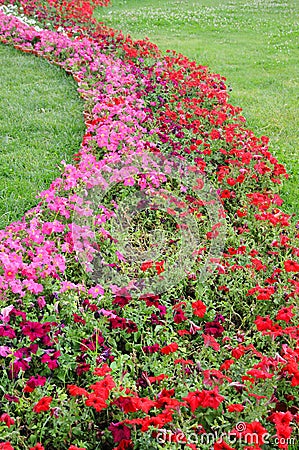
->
[0,0,298,449]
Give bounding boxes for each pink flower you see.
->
[88,284,104,298]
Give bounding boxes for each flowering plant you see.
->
[0,1,298,449]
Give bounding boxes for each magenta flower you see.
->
[108,422,131,442]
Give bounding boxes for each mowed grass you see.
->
[0,44,84,229]
[95,0,299,215]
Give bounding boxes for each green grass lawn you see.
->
[95,0,299,215]
[0,44,84,229]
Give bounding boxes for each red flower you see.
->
[210,128,221,139]
[113,396,141,413]
[220,359,235,371]
[142,343,160,353]
[183,390,205,412]
[276,305,295,323]
[68,446,87,450]
[67,385,89,397]
[160,342,178,354]
[73,314,86,325]
[191,300,206,318]
[89,375,115,398]
[247,286,275,300]
[112,440,133,450]
[21,321,49,342]
[284,259,299,272]
[29,445,44,450]
[201,387,225,409]
[214,440,236,450]
[155,260,165,275]
[0,413,15,428]
[140,261,153,272]
[0,443,14,450]
[147,374,168,384]
[85,393,107,412]
[227,403,244,412]
[254,315,274,331]
[231,345,246,359]
[93,363,112,377]
[33,396,53,413]
[41,350,60,369]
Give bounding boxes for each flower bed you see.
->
[0,1,298,449]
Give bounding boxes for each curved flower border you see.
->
[0,2,298,450]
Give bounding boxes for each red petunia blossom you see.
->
[73,313,86,325]
[247,285,275,300]
[220,359,235,371]
[177,329,192,336]
[191,300,206,318]
[33,396,53,413]
[68,446,87,450]
[29,445,44,450]
[142,343,160,353]
[269,411,293,442]
[113,396,141,413]
[93,363,112,377]
[140,410,173,432]
[160,342,178,354]
[85,393,107,412]
[214,440,236,450]
[0,413,15,428]
[0,443,14,450]
[155,260,165,275]
[276,305,295,323]
[89,375,115,398]
[243,446,263,450]
[67,385,89,397]
[247,368,274,380]
[140,260,153,272]
[284,259,299,272]
[243,421,269,445]
[221,189,233,199]
[200,387,225,409]
[247,392,268,401]
[254,315,273,331]
[4,394,19,403]
[21,321,50,342]
[227,403,244,412]
[112,439,133,450]
[147,373,168,384]
[183,390,205,412]
[174,358,194,366]
[251,258,267,271]
[231,344,247,359]
[41,350,60,370]
[173,308,187,323]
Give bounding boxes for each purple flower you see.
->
[108,422,131,442]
